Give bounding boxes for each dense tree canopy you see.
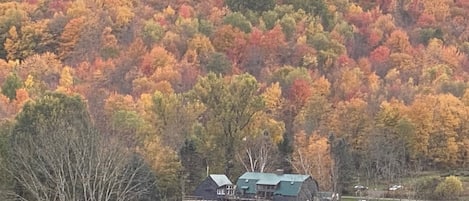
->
[1,0,469,199]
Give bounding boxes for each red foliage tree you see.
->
[417,13,436,28]
[212,25,247,65]
[370,46,391,63]
[288,79,312,107]
[178,4,194,18]
[248,28,263,46]
[261,25,286,54]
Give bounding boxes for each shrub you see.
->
[413,176,440,200]
[435,176,463,200]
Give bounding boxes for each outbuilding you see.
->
[193,174,234,201]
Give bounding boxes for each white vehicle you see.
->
[354,185,368,191]
[388,185,403,191]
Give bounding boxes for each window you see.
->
[257,191,274,199]
[226,185,234,195]
[217,188,225,195]
[257,185,276,191]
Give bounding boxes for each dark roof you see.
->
[236,172,311,196]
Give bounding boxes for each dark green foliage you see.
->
[419,28,443,45]
[308,32,345,71]
[142,20,165,45]
[13,92,91,137]
[309,32,331,51]
[244,10,260,26]
[180,139,205,195]
[225,0,275,12]
[203,52,232,75]
[262,10,278,30]
[223,12,252,33]
[269,67,311,93]
[329,135,354,194]
[277,133,293,173]
[100,46,120,59]
[439,81,466,98]
[284,0,333,29]
[273,4,295,19]
[199,19,214,37]
[279,15,296,40]
[1,73,22,101]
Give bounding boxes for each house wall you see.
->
[193,178,219,200]
[297,177,319,201]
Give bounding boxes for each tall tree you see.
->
[1,73,22,101]
[329,133,353,195]
[191,73,264,178]
[366,100,411,182]
[291,131,333,190]
[7,92,158,201]
[179,139,205,195]
[58,17,86,62]
[0,120,13,199]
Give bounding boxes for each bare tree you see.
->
[1,93,158,201]
[237,134,279,173]
[3,121,158,201]
[4,121,158,201]
[329,135,353,196]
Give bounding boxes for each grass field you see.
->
[342,170,469,201]
[340,196,401,201]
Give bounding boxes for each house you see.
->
[193,174,235,201]
[235,171,319,201]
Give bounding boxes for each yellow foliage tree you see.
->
[422,0,451,22]
[407,94,468,167]
[262,82,283,115]
[405,95,434,160]
[57,66,74,93]
[291,131,333,190]
[325,98,371,153]
[138,133,182,200]
[4,26,20,61]
[186,34,215,60]
[59,17,86,61]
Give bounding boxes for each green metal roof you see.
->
[276,181,303,196]
[236,172,311,196]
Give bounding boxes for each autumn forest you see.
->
[0,0,469,200]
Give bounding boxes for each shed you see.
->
[193,174,234,201]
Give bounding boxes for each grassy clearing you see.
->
[341,196,399,201]
[345,171,469,200]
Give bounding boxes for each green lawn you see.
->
[341,196,398,201]
[343,170,469,201]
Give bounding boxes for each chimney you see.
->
[274,169,284,175]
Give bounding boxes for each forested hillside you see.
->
[1,0,469,200]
